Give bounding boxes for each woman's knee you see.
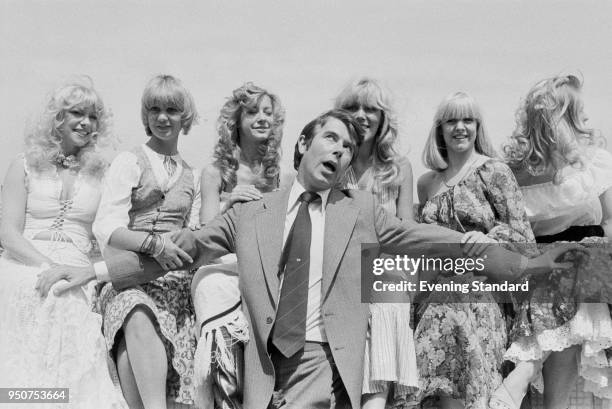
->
[123,306,158,339]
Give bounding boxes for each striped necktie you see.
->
[271,191,321,358]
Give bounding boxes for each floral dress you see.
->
[414,158,535,409]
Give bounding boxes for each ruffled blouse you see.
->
[521,148,612,236]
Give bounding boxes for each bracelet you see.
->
[139,233,153,254]
[152,234,166,258]
[139,232,160,256]
[147,234,158,255]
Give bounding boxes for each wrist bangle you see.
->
[152,235,166,258]
[139,233,153,254]
[140,232,160,256]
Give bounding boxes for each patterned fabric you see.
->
[164,155,178,177]
[97,272,197,404]
[420,159,534,244]
[414,158,535,409]
[96,147,197,405]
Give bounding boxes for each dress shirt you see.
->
[283,180,331,343]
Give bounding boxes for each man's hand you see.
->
[226,184,262,207]
[34,264,96,297]
[526,243,587,276]
[461,231,497,257]
[168,228,199,258]
[153,232,194,270]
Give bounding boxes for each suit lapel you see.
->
[322,189,359,301]
[255,189,290,304]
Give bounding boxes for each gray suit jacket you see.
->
[107,188,524,409]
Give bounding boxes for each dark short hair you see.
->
[293,109,364,170]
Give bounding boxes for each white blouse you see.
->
[521,147,612,236]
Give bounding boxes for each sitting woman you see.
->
[333,77,417,409]
[0,78,127,408]
[413,92,536,409]
[191,82,285,408]
[492,74,612,409]
[93,75,200,409]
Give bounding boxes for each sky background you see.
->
[2,0,611,200]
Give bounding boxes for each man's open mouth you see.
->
[322,161,337,172]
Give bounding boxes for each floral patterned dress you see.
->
[414,158,535,409]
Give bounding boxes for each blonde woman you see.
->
[334,77,416,408]
[93,75,200,409]
[415,92,535,409]
[0,78,126,408]
[492,75,612,409]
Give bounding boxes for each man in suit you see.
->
[42,109,572,408]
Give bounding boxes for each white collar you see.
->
[287,179,331,212]
[142,143,182,162]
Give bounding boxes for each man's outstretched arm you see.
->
[107,204,241,289]
[37,204,242,296]
[374,203,577,282]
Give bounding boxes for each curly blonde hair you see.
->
[24,77,113,179]
[213,82,285,192]
[423,92,497,171]
[503,75,603,183]
[334,77,401,190]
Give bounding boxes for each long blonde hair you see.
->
[504,75,603,183]
[213,82,285,192]
[334,77,401,189]
[24,77,113,179]
[423,92,496,171]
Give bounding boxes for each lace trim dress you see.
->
[0,155,127,409]
[93,145,199,405]
[414,158,535,409]
[504,147,612,398]
[340,165,420,405]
